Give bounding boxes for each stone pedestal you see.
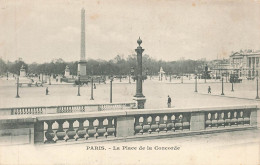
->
[190,112,205,131]
[133,97,146,109]
[64,65,70,77]
[78,61,87,76]
[20,66,26,77]
[116,116,135,137]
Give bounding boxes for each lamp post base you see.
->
[133,97,146,109]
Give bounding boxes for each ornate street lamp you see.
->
[90,77,94,100]
[256,72,259,99]
[221,77,224,95]
[110,75,114,103]
[133,37,146,109]
[231,75,234,92]
[195,70,198,93]
[204,64,208,83]
[16,76,20,98]
[181,73,183,83]
[77,71,81,96]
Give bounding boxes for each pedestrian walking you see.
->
[46,87,49,95]
[208,86,211,94]
[94,83,96,89]
[167,95,172,108]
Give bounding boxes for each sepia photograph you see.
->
[0,0,259,164]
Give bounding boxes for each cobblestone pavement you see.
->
[0,129,259,165]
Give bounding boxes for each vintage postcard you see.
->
[0,0,259,164]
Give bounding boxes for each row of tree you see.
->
[0,55,208,76]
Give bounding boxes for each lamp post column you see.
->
[256,74,259,99]
[16,77,20,98]
[133,37,146,109]
[221,77,224,95]
[110,78,113,103]
[231,80,234,92]
[195,75,198,92]
[77,74,80,96]
[90,77,94,100]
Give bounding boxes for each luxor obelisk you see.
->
[78,8,87,76]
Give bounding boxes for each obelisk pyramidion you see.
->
[78,8,87,76]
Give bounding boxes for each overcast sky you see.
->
[0,0,260,63]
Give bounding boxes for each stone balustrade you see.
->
[0,102,136,116]
[33,105,258,144]
[0,105,258,145]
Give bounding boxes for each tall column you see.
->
[78,8,87,76]
[133,37,146,109]
[80,8,85,61]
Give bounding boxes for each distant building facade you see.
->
[209,59,230,79]
[229,50,260,78]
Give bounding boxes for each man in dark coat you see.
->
[167,95,172,108]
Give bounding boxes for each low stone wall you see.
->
[0,105,258,145]
[0,102,136,116]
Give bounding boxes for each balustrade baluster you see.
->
[76,119,86,140]
[45,121,55,143]
[142,115,150,134]
[212,112,218,128]
[206,112,212,129]
[107,118,116,137]
[151,116,160,133]
[144,116,152,134]
[218,112,225,127]
[225,112,231,127]
[182,113,190,131]
[238,111,244,125]
[231,111,238,126]
[167,114,175,132]
[65,120,76,141]
[56,120,66,141]
[159,115,167,132]
[175,114,183,131]
[96,118,106,138]
[134,116,144,135]
[87,119,96,138]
